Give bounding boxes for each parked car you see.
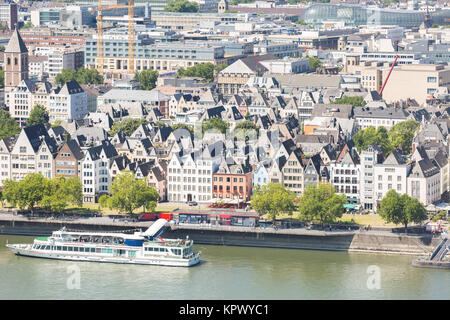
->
[188,201,198,206]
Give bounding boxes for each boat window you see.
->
[96,248,101,253]
[35,245,40,250]
[45,246,50,250]
[68,246,73,251]
[91,248,96,253]
[74,247,79,252]
[63,246,67,251]
[57,246,61,251]
[79,247,84,252]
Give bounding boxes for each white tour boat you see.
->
[6,219,201,267]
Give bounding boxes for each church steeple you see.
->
[4,27,29,92]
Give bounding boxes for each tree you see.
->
[0,110,21,140]
[251,183,296,221]
[75,68,103,85]
[388,120,420,154]
[101,171,159,215]
[308,57,323,70]
[331,95,366,107]
[401,194,428,231]
[55,68,103,86]
[135,69,159,90]
[55,68,77,86]
[164,0,199,12]
[108,118,148,137]
[26,104,49,126]
[378,190,427,231]
[297,183,346,224]
[3,173,49,214]
[202,117,230,135]
[177,63,217,82]
[353,120,420,155]
[20,22,33,29]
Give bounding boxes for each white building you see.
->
[9,124,58,182]
[167,145,222,203]
[260,58,310,74]
[81,141,118,203]
[374,149,409,204]
[330,149,361,209]
[49,80,88,122]
[359,143,383,211]
[353,106,410,131]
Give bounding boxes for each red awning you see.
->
[220,215,231,219]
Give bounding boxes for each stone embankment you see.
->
[0,213,441,255]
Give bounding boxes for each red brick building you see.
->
[212,159,253,204]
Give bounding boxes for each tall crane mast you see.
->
[378,55,399,97]
[97,0,134,76]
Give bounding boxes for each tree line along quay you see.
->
[0,170,436,234]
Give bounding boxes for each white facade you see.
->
[260,58,310,74]
[81,148,111,203]
[374,163,408,203]
[0,140,11,187]
[167,152,219,203]
[330,155,361,207]
[49,87,88,122]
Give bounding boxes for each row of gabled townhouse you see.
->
[331,143,442,211]
[0,124,169,204]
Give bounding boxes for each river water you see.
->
[0,235,448,300]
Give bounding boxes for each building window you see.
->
[427,77,437,83]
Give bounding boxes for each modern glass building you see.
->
[302,4,450,28]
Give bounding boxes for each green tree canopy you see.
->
[378,190,428,231]
[3,173,49,213]
[353,120,420,155]
[101,171,159,215]
[387,120,420,154]
[0,110,21,140]
[27,104,49,126]
[177,63,224,82]
[41,176,82,212]
[108,118,148,137]
[55,68,103,86]
[164,0,199,12]
[331,95,366,107]
[251,182,297,221]
[135,69,159,90]
[308,57,323,70]
[202,117,230,135]
[297,183,346,224]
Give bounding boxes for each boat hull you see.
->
[6,244,201,267]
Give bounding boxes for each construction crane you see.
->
[96,0,134,76]
[378,54,399,97]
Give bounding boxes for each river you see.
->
[0,235,448,300]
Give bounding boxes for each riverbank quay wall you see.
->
[0,217,441,255]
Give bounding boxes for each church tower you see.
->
[4,27,29,93]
